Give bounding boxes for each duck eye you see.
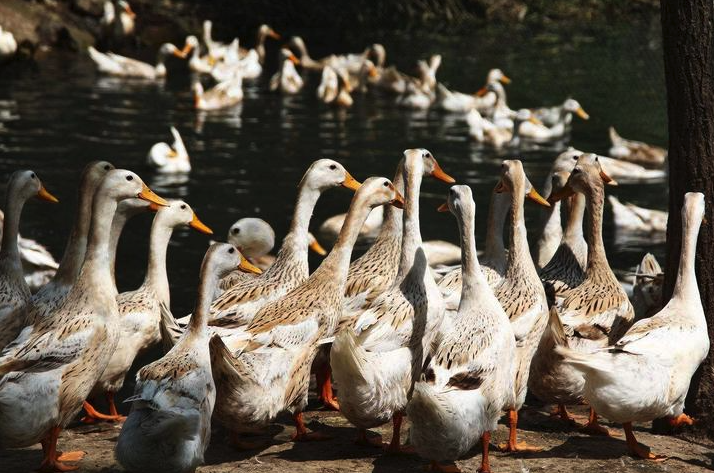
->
[329,164,337,170]
[104,165,111,171]
[383,181,389,187]
[180,204,187,210]
[232,228,240,235]
[30,173,36,179]
[126,175,133,181]
[228,248,235,254]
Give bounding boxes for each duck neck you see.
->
[397,166,423,278]
[377,161,405,239]
[256,32,267,63]
[583,186,611,274]
[187,265,217,335]
[81,194,119,298]
[279,182,320,266]
[457,207,487,310]
[483,192,508,268]
[563,193,585,244]
[53,180,94,285]
[505,186,536,281]
[0,189,25,273]
[672,206,702,304]
[144,220,173,306]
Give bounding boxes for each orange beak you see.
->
[189,213,213,235]
[431,161,456,184]
[547,184,576,203]
[437,202,450,212]
[238,258,262,275]
[268,29,281,40]
[576,107,590,120]
[288,53,300,65]
[368,65,378,78]
[36,185,59,204]
[390,189,405,209]
[137,184,169,206]
[500,75,511,84]
[527,188,551,207]
[341,172,362,192]
[124,4,136,19]
[309,238,328,256]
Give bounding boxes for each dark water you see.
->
[0,20,667,317]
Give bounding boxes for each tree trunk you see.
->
[658,0,714,436]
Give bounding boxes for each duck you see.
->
[209,40,245,82]
[555,192,708,460]
[344,151,454,311]
[397,79,434,110]
[184,35,214,74]
[434,68,511,114]
[0,210,59,292]
[0,171,58,350]
[24,162,114,327]
[0,25,17,61]
[210,176,403,446]
[202,20,229,61]
[109,198,155,284]
[193,76,243,111]
[528,155,634,435]
[83,200,215,423]
[467,108,541,149]
[609,195,667,233]
[437,189,510,311]
[115,243,259,473]
[217,219,325,294]
[88,42,187,80]
[488,160,551,453]
[101,0,135,43]
[421,240,461,267]
[532,98,589,127]
[200,160,361,331]
[0,169,167,472]
[269,48,303,94]
[237,24,280,80]
[539,172,588,294]
[331,149,446,453]
[631,253,663,321]
[317,66,354,107]
[552,147,665,183]
[287,36,330,71]
[408,184,516,473]
[535,172,567,269]
[147,126,191,174]
[609,127,666,167]
[517,104,585,142]
[478,80,516,127]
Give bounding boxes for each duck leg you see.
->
[623,422,667,461]
[291,412,331,441]
[315,362,340,411]
[550,403,580,425]
[384,413,415,454]
[580,407,619,437]
[38,427,85,472]
[497,409,542,452]
[106,391,127,421]
[478,431,492,473]
[355,428,384,447]
[80,400,125,423]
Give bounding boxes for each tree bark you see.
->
[658,0,714,436]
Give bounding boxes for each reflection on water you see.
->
[0,22,667,316]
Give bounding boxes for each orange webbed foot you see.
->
[56,451,86,462]
[668,413,695,428]
[497,440,543,453]
[628,442,668,462]
[321,396,340,411]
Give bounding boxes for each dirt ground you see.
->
[2,397,712,473]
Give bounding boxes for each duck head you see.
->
[7,170,59,205]
[152,199,213,235]
[227,217,275,259]
[301,159,361,193]
[494,160,550,207]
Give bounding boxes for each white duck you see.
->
[101,0,136,42]
[609,127,667,167]
[269,48,303,94]
[0,25,17,61]
[202,20,228,61]
[317,66,353,107]
[88,42,186,80]
[518,102,587,142]
[409,185,516,473]
[147,126,191,173]
[331,149,446,452]
[553,147,665,183]
[0,171,58,350]
[115,243,258,473]
[193,76,243,111]
[83,200,214,422]
[532,98,589,127]
[0,170,166,472]
[237,24,280,79]
[434,68,510,114]
[184,35,214,74]
[556,192,708,460]
[609,196,667,233]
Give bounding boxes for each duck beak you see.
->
[527,188,551,207]
[189,213,213,235]
[173,48,187,59]
[600,170,617,186]
[494,180,508,193]
[431,161,456,184]
[288,53,300,65]
[547,185,576,203]
[309,239,328,256]
[180,43,193,57]
[36,185,59,203]
[500,75,511,84]
[341,172,362,192]
[125,4,136,19]
[167,149,178,158]
[368,65,379,78]
[238,258,262,275]
[476,86,488,97]
[268,29,281,40]
[437,202,450,212]
[137,184,169,206]
[576,107,590,120]
[390,190,405,209]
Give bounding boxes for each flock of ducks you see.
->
[0,145,707,473]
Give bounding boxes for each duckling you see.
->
[269,48,303,94]
[115,243,259,473]
[193,76,243,111]
[147,127,191,174]
[0,170,167,472]
[0,171,58,350]
[556,192,708,460]
[409,185,516,473]
[609,196,667,233]
[609,127,666,167]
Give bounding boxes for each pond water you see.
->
[0,19,667,318]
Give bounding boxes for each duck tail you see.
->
[548,306,568,348]
[609,126,622,145]
[554,345,614,375]
[158,302,184,351]
[330,329,369,385]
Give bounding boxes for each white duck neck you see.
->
[187,261,219,334]
[143,216,174,306]
[53,174,95,285]
[457,204,488,310]
[0,186,26,273]
[397,162,424,278]
[277,181,321,268]
[672,202,703,304]
[80,193,121,298]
